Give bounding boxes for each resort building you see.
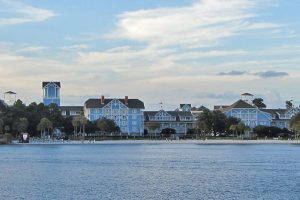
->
[60,106,83,117]
[84,96,145,136]
[262,108,300,129]
[144,110,194,135]
[42,82,61,106]
[220,99,271,128]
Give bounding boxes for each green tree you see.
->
[97,118,120,135]
[72,116,81,136]
[196,120,208,139]
[225,116,240,134]
[37,117,53,137]
[0,118,4,134]
[286,100,293,109]
[229,125,238,137]
[145,123,160,139]
[252,98,266,108]
[197,109,213,132]
[291,121,300,139]
[14,118,29,134]
[211,110,227,133]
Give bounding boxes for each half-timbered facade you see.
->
[221,99,271,128]
[84,96,144,136]
[144,110,194,135]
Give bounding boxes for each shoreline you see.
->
[11,139,300,145]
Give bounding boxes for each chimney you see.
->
[125,96,128,105]
[101,95,105,104]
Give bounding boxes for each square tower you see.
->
[42,82,61,106]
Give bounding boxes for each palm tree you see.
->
[197,120,208,139]
[0,118,4,134]
[72,117,81,137]
[292,121,300,140]
[37,117,53,138]
[145,123,160,139]
[229,125,238,137]
[79,115,88,136]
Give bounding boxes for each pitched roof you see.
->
[60,106,83,111]
[144,110,193,122]
[241,93,254,96]
[85,98,145,109]
[222,99,254,111]
[42,82,61,88]
[192,105,209,111]
[4,91,16,94]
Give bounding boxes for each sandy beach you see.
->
[18,139,300,145]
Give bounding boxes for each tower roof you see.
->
[42,82,61,88]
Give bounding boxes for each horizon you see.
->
[0,0,299,110]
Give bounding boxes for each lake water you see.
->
[1,143,300,200]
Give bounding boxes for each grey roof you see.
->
[60,106,83,111]
[241,93,254,96]
[261,109,288,115]
[191,105,209,111]
[85,98,145,109]
[144,110,193,122]
[180,104,191,109]
[42,82,61,88]
[4,91,16,94]
[222,99,255,112]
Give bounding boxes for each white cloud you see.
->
[0,0,56,26]
[108,0,280,48]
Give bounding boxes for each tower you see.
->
[4,91,17,106]
[42,82,61,106]
[241,93,254,104]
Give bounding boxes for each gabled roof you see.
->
[85,98,145,109]
[222,99,254,111]
[241,93,254,96]
[180,104,191,109]
[144,110,193,122]
[42,82,61,88]
[60,106,83,111]
[192,105,209,111]
[4,91,16,95]
[261,109,287,115]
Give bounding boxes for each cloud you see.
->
[217,71,248,76]
[254,70,289,78]
[217,70,289,78]
[108,0,281,48]
[0,0,56,26]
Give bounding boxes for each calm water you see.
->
[1,143,300,200]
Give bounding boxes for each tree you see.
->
[290,113,300,128]
[37,117,53,137]
[97,118,120,135]
[14,118,29,134]
[72,116,81,136]
[161,128,176,138]
[145,123,160,139]
[229,125,238,137]
[197,109,213,132]
[252,98,266,108]
[225,116,240,134]
[0,118,4,134]
[196,120,208,139]
[211,110,227,133]
[291,121,300,139]
[286,100,293,109]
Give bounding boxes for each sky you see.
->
[0,0,299,110]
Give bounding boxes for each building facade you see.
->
[221,99,272,128]
[144,110,194,135]
[60,106,83,118]
[42,82,61,106]
[262,108,300,129]
[84,96,145,136]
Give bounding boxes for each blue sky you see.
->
[0,0,299,110]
